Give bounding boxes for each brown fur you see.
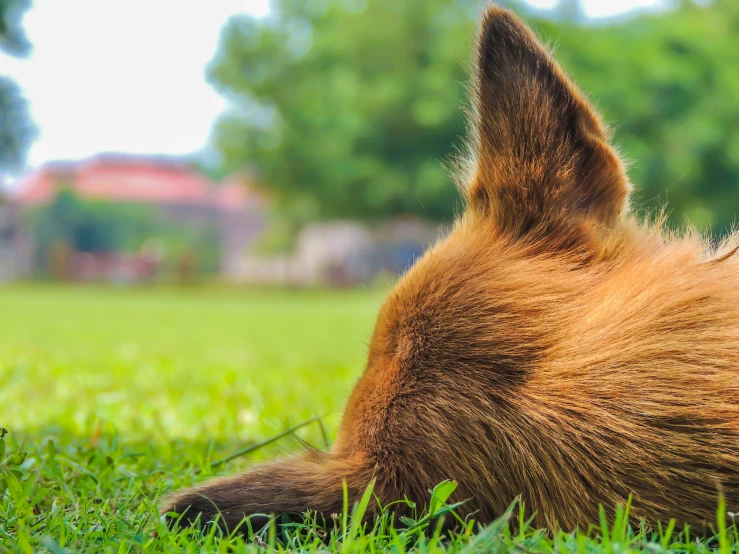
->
[161,5,739,533]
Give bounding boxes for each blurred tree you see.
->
[27,189,130,257]
[0,0,35,174]
[0,0,31,57]
[25,189,223,277]
[554,0,585,23]
[209,0,739,232]
[208,0,482,221]
[0,76,35,173]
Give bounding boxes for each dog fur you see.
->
[161,5,739,533]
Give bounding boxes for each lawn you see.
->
[0,284,736,552]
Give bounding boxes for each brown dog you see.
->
[161,5,739,532]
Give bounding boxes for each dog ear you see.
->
[467,6,630,234]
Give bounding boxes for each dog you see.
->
[161,5,739,533]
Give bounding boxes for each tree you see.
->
[0,0,36,175]
[209,0,739,232]
[24,190,223,277]
[208,0,482,221]
[0,0,31,57]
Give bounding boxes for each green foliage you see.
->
[25,189,146,254]
[0,0,35,175]
[208,0,478,220]
[0,75,35,174]
[24,190,222,276]
[0,0,31,57]
[1,284,738,551]
[209,0,739,232]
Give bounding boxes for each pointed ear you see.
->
[467,6,630,234]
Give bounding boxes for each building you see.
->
[11,154,445,286]
[13,154,266,280]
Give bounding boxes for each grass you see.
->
[1,283,737,552]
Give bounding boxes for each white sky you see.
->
[0,0,662,179]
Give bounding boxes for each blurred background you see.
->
[1,0,737,287]
[0,0,738,509]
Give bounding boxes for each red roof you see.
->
[14,155,253,209]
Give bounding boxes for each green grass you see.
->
[0,284,737,552]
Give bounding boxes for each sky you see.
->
[1,0,664,179]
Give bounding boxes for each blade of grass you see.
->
[342,479,349,542]
[718,492,729,554]
[208,416,323,471]
[348,479,376,542]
